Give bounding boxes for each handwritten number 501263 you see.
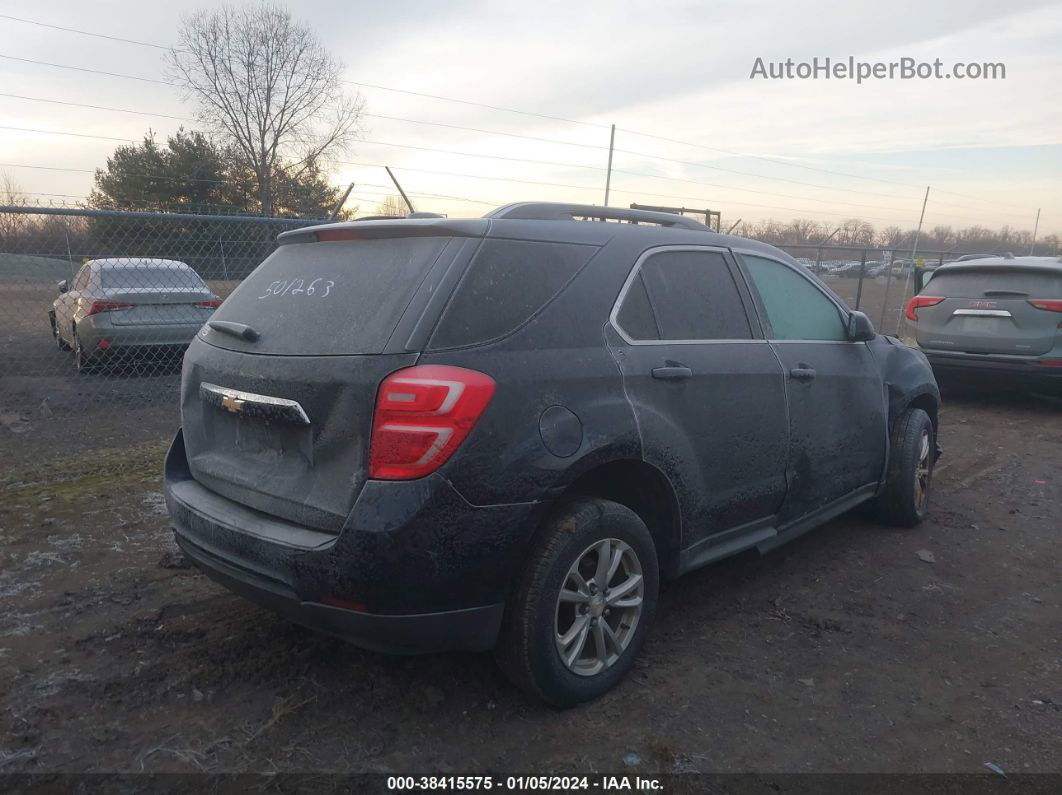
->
[258,278,334,299]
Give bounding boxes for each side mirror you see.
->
[57,280,68,294]
[847,310,876,342]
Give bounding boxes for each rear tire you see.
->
[870,408,935,527]
[496,497,658,707]
[73,328,96,373]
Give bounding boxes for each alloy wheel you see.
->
[914,429,932,509]
[554,538,644,677]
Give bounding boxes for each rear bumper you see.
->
[165,429,539,653]
[921,349,1062,383]
[79,319,201,349]
[175,530,504,654]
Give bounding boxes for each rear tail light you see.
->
[1037,359,1062,368]
[194,299,223,309]
[316,228,363,242]
[85,300,133,316]
[1028,299,1062,313]
[369,365,495,480]
[904,295,944,322]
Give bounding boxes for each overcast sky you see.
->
[1,0,1060,235]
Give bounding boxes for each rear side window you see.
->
[208,236,448,355]
[429,239,597,349]
[741,254,846,341]
[923,267,1062,298]
[615,249,752,341]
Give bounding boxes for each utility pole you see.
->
[726,218,742,234]
[889,185,930,334]
[1030,208,1041,255]
[603,124,616,207]
[385,167,415,214]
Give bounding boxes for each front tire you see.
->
[871,407,935,527]
[496,497,659,707]
[51,312,71,351]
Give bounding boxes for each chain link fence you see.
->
[775,243,978,335]
[0,205,977,463]
[0,206,328,460]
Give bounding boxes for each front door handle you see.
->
[652,366,693,380]
[789,367,817,381]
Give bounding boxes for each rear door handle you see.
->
[651,366,693,380]
[789,367,817,381]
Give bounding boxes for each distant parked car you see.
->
[864,261,888,278]
[50,258,221,372]
[828,262,864,277]
[906,256,1062,389]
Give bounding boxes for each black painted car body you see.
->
[165,202,940,658]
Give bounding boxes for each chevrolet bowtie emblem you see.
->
[221,395,245,413]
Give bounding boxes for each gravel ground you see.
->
[0,381,1059,776]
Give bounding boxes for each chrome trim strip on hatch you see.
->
[952,309,1012,317]
[199,382,311,425]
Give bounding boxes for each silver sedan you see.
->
[50,258,220,371]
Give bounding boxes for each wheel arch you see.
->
[548,458,683,579]
[904,391,939,433]
[892,387,939,434]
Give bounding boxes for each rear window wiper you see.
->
[208,320,260,342]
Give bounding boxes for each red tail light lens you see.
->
[85,300,133,316]
[904,295,944,322]
[1038,359,1062,368]
[369,365,495,480]
[194,299,223,309]
[316,228,363,242]
[1028,299,1062,313]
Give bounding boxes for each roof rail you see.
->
[484,202,709,230]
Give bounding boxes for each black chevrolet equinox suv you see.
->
[165,202,941,706]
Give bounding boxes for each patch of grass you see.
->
[0,253,77,281]
[0,437,170,507]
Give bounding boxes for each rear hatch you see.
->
[914,265,1062,356]
[180,231,467,531]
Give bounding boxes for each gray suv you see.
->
[906,256,1062,388]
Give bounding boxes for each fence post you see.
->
[854,249,868,310]
[219,231,229,281]
[64,229,74,277]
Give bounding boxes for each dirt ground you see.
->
[1,375,1059,776]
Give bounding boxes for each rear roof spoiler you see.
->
[277,217,488,245]
[484,202,710,230]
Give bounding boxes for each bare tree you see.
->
[0,172,27,242]
[168,3,362,216]
[374,195,407,218]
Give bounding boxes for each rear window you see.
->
[925,267,1062,298]
[428,239,598,349]
[101,266,206,289]
[207,236,448,355]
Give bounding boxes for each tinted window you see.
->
[615,273,661,339]
[101,266,206,289]
[430,239,597,349]
[617,249,751,341]
[209,236,447,355]
[922,267,1062,298]
[742,254,846,341]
